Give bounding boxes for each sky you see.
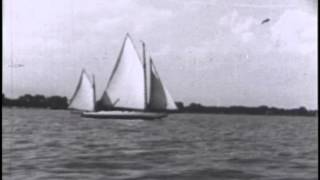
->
[3,0,318,109]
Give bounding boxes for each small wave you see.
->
[4,145,37,152]
[61,161,151,171]
[14,140,31,145]
[129,168,263,180]
[290,163,313,169]
[273,178,317,180]
[277,152,292,157]
[228,157,273,164]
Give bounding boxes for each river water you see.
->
[2,108,318,180]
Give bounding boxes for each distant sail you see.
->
[149,59,177,110]
[101,34,146,110]
[69,69,95,111]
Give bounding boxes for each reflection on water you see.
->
[2,108,318,180]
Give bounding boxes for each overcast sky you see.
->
[3,0,317,109]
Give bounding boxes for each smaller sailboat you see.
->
[68,69,96,113]
[81,34,177,119]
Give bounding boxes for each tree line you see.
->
[174,102,317,117]
[2,94,68,109]
[2,93,317,116]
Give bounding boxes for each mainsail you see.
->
[100,34,146,110]
[69,69,95,111]
[149,58,177,110]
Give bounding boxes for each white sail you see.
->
[149,59,177,110]
[101,34,145,110]
[69,69,95,111]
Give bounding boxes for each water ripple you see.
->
[2,108,318,180]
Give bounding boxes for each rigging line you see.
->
[141,41,148,109]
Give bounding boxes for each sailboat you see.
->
[68,69,96,113]
[80,33,177,119]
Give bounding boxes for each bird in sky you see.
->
[261,18,270,24]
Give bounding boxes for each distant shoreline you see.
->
[172,102,317,117]
[2,106,317,118]
[171,110,318,117]
[2,94,68,110]
[2,93,318,117]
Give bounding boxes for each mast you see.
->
[142,41,148,110]
[92,74,96,111]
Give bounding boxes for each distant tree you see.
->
[298,106,307,113]
[2,93,6,105]
[47,96,68,109]
[33,95,47,107]
[187,103,203,112]
[257,105,269,114]
[175,101,184,110]
[18,94,33,107]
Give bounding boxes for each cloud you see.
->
[270,9,317,55]
[231,3,296,9]
[232,17,255,34]
[241,32,254,43]
[219,10,256,44]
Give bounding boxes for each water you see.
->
[2,108,318,180]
